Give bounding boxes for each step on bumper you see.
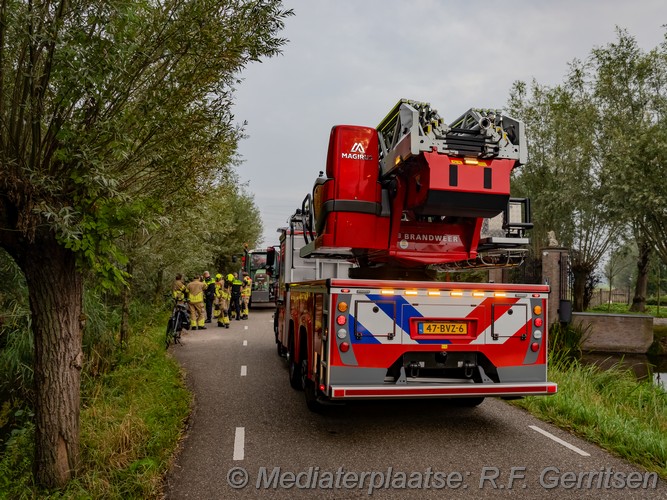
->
[328,382,558,400]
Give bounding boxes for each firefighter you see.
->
[212,273,221,321]
[225,273,235,320]
[240,273,252,319]
[229,272,243,321]
[202,271,216,323]
[172,274,188,305]
[186,275,207,330]
[215,274,231,328]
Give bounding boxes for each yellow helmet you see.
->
[216,273,222,280]
[227,273,234,281]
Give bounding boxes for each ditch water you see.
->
[581,352,667,391]
[651,355,667,391]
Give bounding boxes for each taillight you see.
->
[336,315,346,326]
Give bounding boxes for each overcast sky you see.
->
[232,0,666,247]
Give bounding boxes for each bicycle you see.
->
[166,301,190,349]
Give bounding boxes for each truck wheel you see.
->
[300,357,309,391]
[302,358,322,413]
[288,338,302,390]
[276,339,284,357]
[302,358,327,413]
[274,315,285,356]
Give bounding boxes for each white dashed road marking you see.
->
[240,365,247,377]
[243,340,248,346]
[529,425,590,456]
[233,427,245,460]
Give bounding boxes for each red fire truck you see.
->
[274,99,557,411]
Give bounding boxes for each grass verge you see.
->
[512,359,667,479]
[0,321,191,499]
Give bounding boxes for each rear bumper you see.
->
[328,382,558,400]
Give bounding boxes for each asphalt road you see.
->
[164,309,666,499]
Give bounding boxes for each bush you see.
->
[646,295,667,306]
[0,318,191,498]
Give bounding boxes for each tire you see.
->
[304,373,337,414]
[173,316,182,345]
[302,356,325,413]
[300,357,309,391]
[288,336,302,390]
[275,321,285,357]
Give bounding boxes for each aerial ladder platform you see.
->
[299,99,533,277]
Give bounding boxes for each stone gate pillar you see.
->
[541,247,569,326]
[488,268,504,284]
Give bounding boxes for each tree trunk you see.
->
[629,240,650,312]
[572,268,587,312]
[21,236,82,488]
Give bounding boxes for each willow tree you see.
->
[509,77,620,311]
[127,175,264,304]
[591,28,667,311]
[0,0,291,488]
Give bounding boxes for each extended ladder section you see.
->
[299,99,532,272]
[377,99,526,177]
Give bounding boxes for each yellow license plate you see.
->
[418,322,467,335]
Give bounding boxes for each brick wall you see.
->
[572,312,654,354]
